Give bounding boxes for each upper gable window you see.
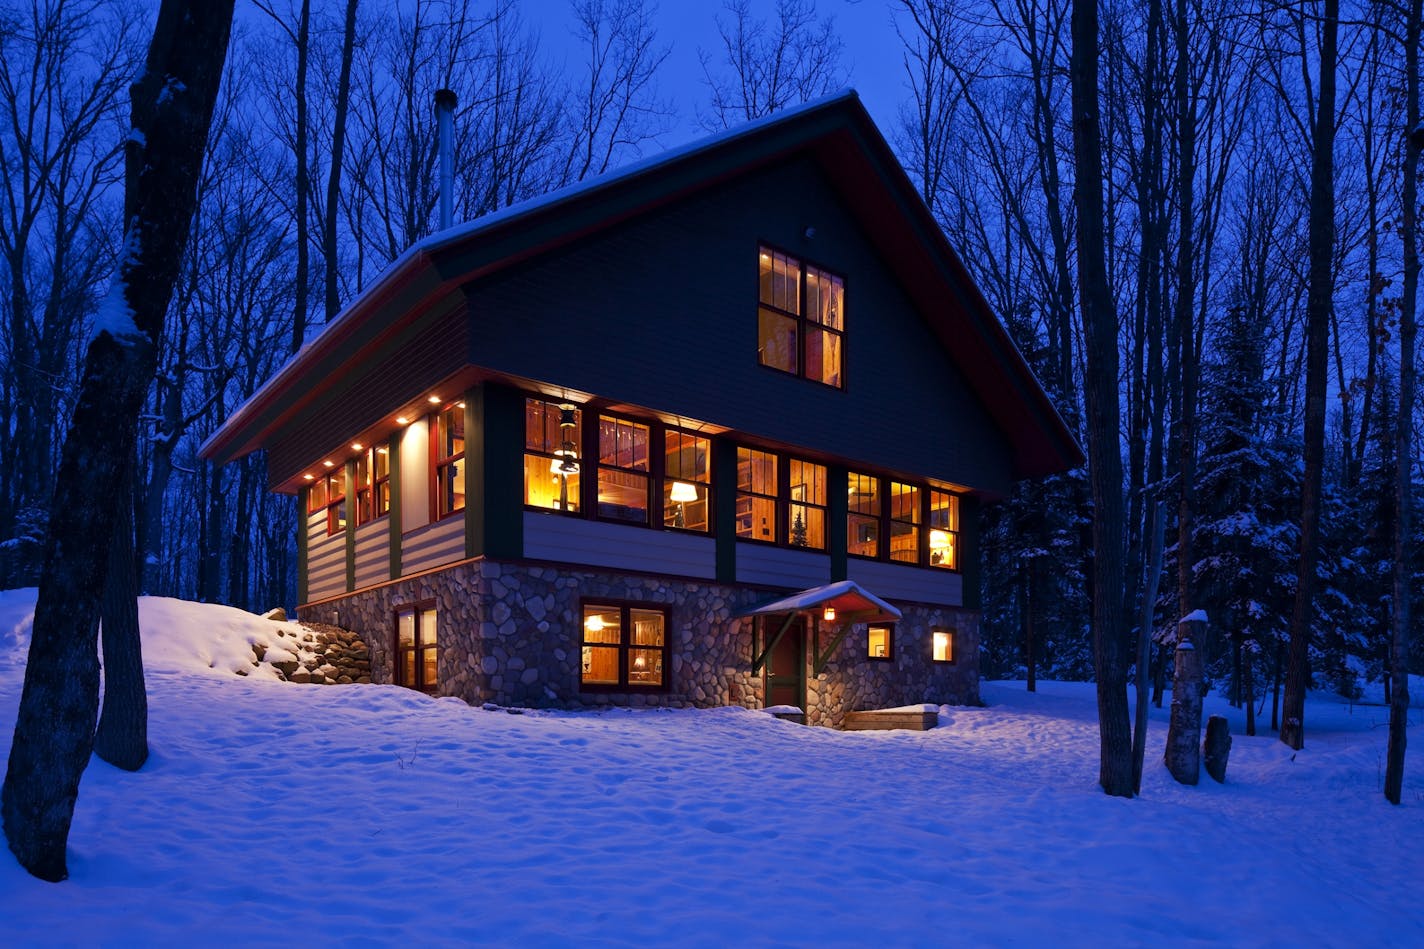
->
[758,245,844,388]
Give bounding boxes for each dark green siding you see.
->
[464,155,1014,494]
[466,382,524,559]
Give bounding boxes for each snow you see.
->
[89,273,142,345]
[1181,608,1210,623]
[0,588,1421,945]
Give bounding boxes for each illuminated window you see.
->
[868,625,893,660]
[847,472,880,558]
[434,403,465,518]
[757,245,844,387]
[355,446,391,525]
[889,481,921,564]
[524,398,582,514]
[309,470,346,536]
[580,602,668,690]
[736,448,779,543]
[928,490,959,569]
[787,458,827,550]
[395,604,439,693]
[664,429,711,531]
[597,415,650,524]
[932,629,954,663]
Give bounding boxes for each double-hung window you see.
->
[735,448,779,543]
[355,446,391,526]
[928,490,959,569]
[757,245,844,387]
[786,458,826,549]
[434,403,465,519]
[597,415,650,524]
[395,604,439,693]
[663,429,711,531]
[847,472,880,557]
[524,398,582,513]
[889,481,921,564]
[580,602,669,690]
[309,470,346,536]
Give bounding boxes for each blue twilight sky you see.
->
[520,0,913,147]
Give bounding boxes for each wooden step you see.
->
[842,706,938,731]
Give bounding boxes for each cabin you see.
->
[200,91,1080,727]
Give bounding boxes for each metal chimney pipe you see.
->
[434,88,457,231]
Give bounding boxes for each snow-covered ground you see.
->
[0,588,1420,946]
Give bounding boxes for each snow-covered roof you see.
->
[735,580,901,624]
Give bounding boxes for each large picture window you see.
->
[580,602,668,690]
[525,398,582,513]
[434,403,465,519]
[664,429,710,531]
[757,245,844,388]
[395,604,439,693]
[597,415,650,524]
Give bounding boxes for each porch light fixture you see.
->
[823,606,836,622]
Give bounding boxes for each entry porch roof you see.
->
[734,580,902,625]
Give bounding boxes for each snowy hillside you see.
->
[0,589,1420,946]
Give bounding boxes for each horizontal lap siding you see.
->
[354,519,390,588]
[402,517,464,574]
[735,543,832,589]
[306,510,346,600]
[523,513,716,580]
[846,558,961,607]
[267,298,467,490]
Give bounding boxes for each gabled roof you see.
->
[201,90,1082,479]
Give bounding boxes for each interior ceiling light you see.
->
[585,614,604,632]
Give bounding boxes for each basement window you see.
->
[868,625,893,661]
[932,630,954,664]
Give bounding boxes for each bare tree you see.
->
[2,0,233,881]
[1071,0,1133,796]
[0,1,136,572]
[699,0,847,129]
[562,0,672,183]
[1385,0,1420,805]
[1280,0,1339,752]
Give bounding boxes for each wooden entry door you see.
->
[765,617,806,709]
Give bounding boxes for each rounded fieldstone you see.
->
[481,656,499,675]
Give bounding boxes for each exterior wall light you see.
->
[823,606,836,622]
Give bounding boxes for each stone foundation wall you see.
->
[300,558,979,725]
[803,606,980,728]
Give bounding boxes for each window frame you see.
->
[756,242,845,389]
[354,446,391,527]
[735,447,829,551]
[394,601,440,693]
[595,412,653,526]
[931,628,956,664]
[662,427,713,534]
[577,599,671,693]
[309,469,346,536]
[524,397,584,516]
[868,624,895,662]
[432,402,466,521]
[846,472,963,572]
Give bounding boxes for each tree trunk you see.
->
[1203,715,1231,783]
[323,0,359,321]
[1023,561,1036,693]
[95,455,148,772]
[1071,0,1133,797]
[1,0,232,881]
[1165,617,1205,785]
[1385,0,1420,805]
[1281,0,1338,752]
[292,0,311,352]
[1133,501,1167,793]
